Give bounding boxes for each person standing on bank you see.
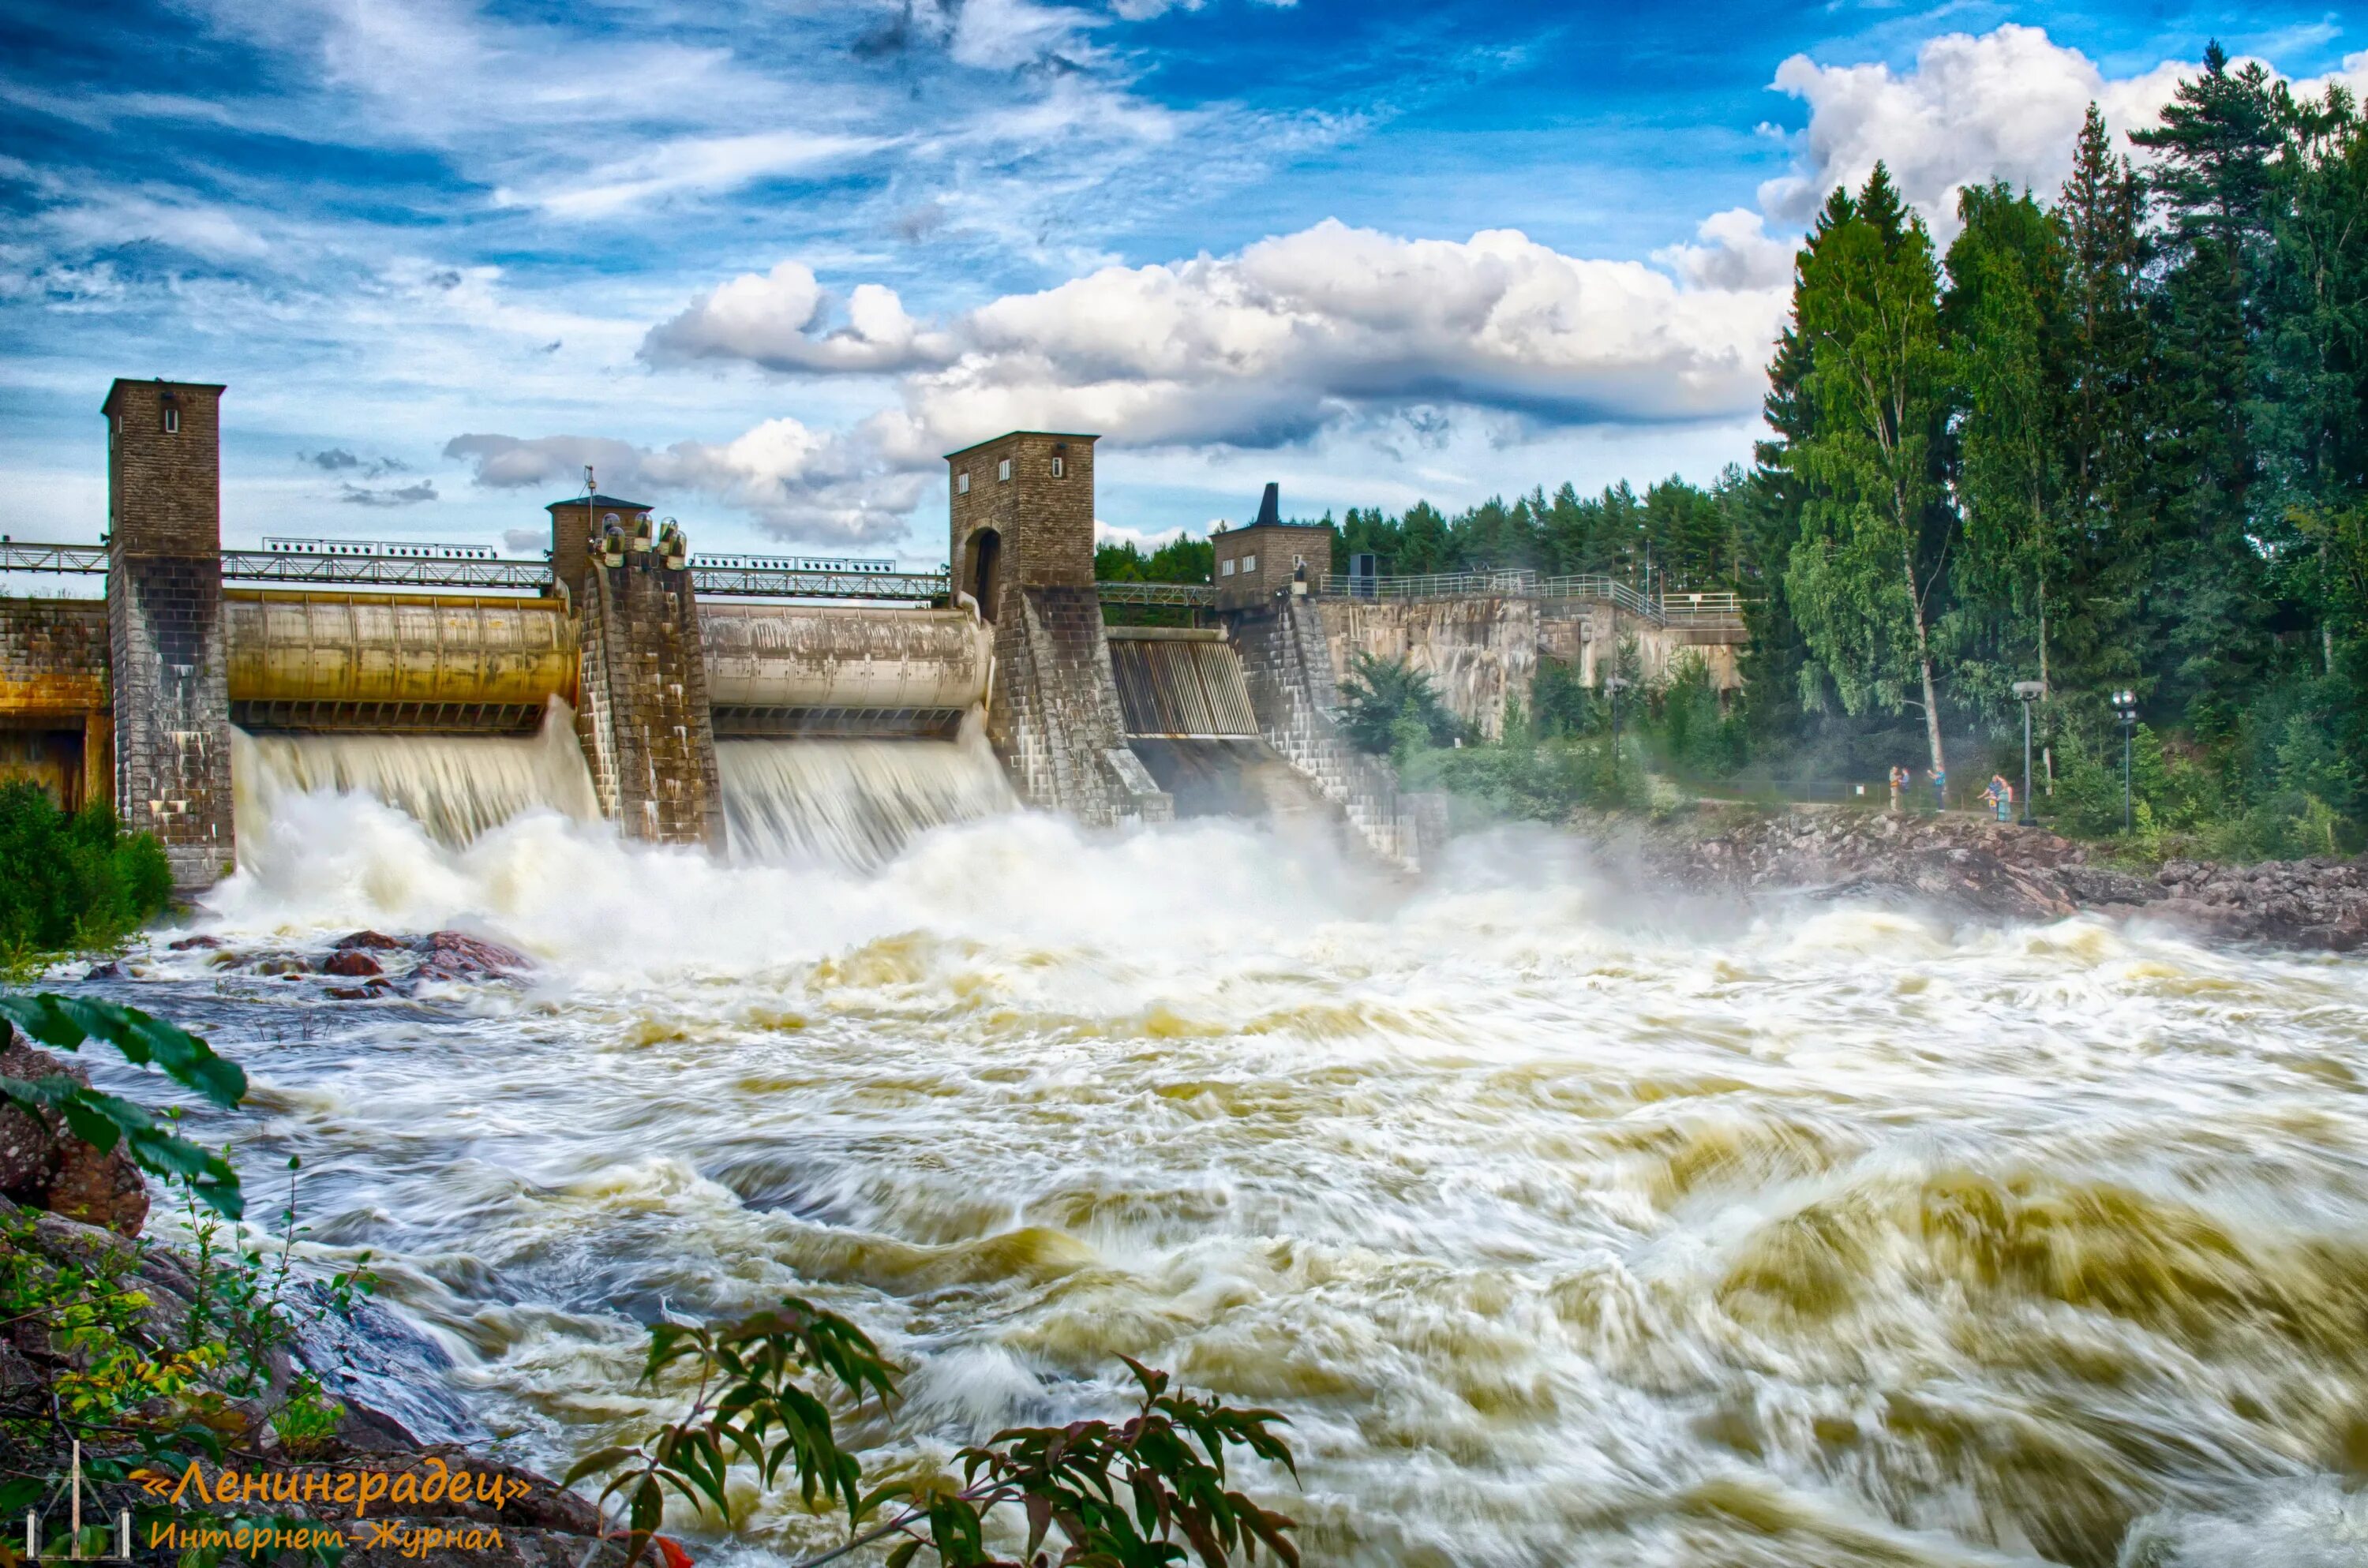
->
[1928,765,1947,813]
[1889,765,1909,813]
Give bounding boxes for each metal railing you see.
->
[691,563,946,600]
[0,538,1738,623]
[223,549,552,589]
[1317,568,1742,627]
[0,542,107,574]
[1096,581,1218,607]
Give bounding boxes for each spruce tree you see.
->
[1782,165,1957,775]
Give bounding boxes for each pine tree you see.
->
[2131,42,2292,720]
[1945,181,2068,698]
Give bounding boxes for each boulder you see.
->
[323,950,384,979]
[410,933,527,982]
[336,930,408,952]
[0,1036,148,1236]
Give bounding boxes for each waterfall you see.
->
[232,702,600,851]
[717,714,1014,869]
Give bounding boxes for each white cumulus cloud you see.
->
[641,260,953,374]
[443,420,924,545]
[1763,25,2243,236]
[656,219,1786,464]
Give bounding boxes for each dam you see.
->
[1,378,1744,882]
[26,381,2368,1568]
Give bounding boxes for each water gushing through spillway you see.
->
[716,721,1014,870]
[231,703,599,851]
[129,789,2368,1567]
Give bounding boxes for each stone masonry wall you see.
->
[103,379,233,890]
[0,599,110,722]
[575,557,722,849]
[1232,601,1442,871]
[1317,596,1743,740]
[990,586,1170,825]
[947,432,1096,619]
[0,597,111,813]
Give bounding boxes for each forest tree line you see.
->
[1100,48,2368,851]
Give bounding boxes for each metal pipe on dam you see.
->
[699,603,991,737]
[223,590,581,732]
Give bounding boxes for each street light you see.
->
[2011,681,2045,827]
[1604,674,1631,795]
[2112,687,2139,834]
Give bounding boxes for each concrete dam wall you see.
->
[9,376,1747,883]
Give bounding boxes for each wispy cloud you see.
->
[338,479,438,507]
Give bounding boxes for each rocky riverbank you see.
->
[0,926,658,1568]
[1621,806,2368,951]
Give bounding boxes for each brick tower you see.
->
[945,432,1167,825]
[102,378,234,891]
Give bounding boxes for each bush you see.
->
[1653,655,1748,778]
[1410,730,1650,820]
[1336,654,1460,754]
[0,784,171,960]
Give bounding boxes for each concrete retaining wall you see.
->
[1315,597,1742,738]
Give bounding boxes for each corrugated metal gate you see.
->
[1107,631,1259,739]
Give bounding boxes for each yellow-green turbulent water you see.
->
[141,781,2368,1567]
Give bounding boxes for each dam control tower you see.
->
[103,377,234,891]
[946,432,1168,825]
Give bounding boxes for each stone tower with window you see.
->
[944,432,1167,825]
[102,377,234,889]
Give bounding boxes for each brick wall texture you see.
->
[1212,522,1328,612]
[946,432,1170,825]
[947,432,1096,619]
[576,555,723,848]
[103,380,232,889]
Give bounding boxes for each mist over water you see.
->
[151,762,2368,1567]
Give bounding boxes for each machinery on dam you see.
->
[0,379,1744,886]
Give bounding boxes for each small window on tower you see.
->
[997,458,1012,482]
[1051,454,1066,478]
[957,472,970,495]
[163,405,180,434]
[1242,553,1257,573]
[1221,558,1236,577]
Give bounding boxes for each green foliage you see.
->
[564,1296,895,1549]
[1094,537,1213,584]
[1414,732,1647,820]
[1654,656,1748,778]
[1782,163,1954,771]
[1336,654,1459,754]
[1332,472,1746,595]
[564,1298,1299,1568]
[0,1020,376,1554]
[268,1372,347,1458]
[0,993,248,1218]
[870,1357,1298,1568]
[0,784,171,966]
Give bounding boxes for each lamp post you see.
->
[2011,681,2044,826]
[1604,674,1631,795]
[2112,688,2139,834]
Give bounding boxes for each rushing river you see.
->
[90,780,2368,1568]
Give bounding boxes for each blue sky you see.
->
[2,2,2362,567]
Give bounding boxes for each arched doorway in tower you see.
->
[965,527,1002,622]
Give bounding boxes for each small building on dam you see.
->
[0,378,1744,889]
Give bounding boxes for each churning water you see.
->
[232,704,600,851]
[122,773,2368,1568]
[717,723,1014,870]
